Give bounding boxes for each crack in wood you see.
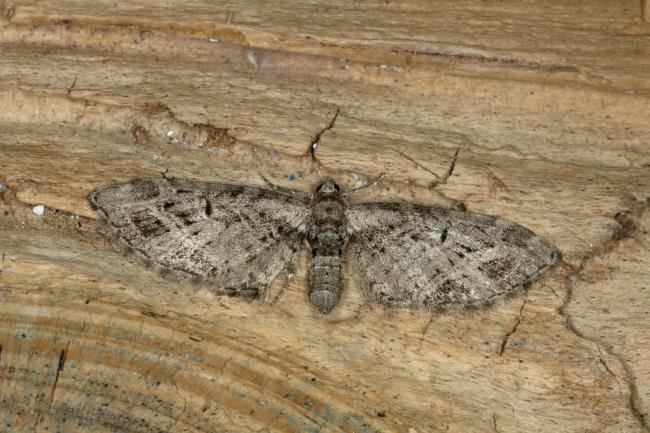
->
[392,147,460,190]
[559,198,650,429]
[309,107,339,161]
[48,347,68,411]
[66,75,78,96]
[597,345,623,396]
[498,298,527,356]
[493,413,500,433]
[34,344,70,428]
[389,48,579,73]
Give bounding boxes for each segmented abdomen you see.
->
[309,255,343,314]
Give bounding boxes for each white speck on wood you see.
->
[32,204,45,216]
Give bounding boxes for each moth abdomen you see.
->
[307,227,348,256]
[308,255,343,314]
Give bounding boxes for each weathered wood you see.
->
[1,1,649,432]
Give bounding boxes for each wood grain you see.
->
[1,1,649,432]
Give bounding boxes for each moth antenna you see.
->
[342,171,387,197]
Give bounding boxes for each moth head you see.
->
[316,178,341,195]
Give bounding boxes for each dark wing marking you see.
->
[346,203,559,311]
[91,177,311,297]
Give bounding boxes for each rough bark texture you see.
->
[1,1,649,432]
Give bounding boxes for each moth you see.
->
[90,177,560,314]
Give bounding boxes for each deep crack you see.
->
[48,347,68,410]
[559,197,650,429]
[66,75,78,96]
[309,108,339,161]
[498,298,527,356]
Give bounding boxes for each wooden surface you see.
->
[1,1,649,432]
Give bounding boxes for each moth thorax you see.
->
[308,255,343,314]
